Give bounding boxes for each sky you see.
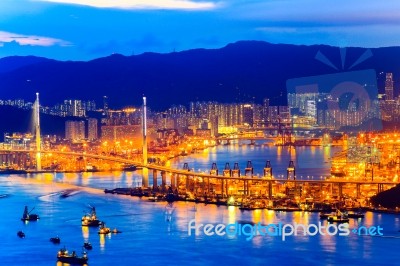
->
[1,0,400,60]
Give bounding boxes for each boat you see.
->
[82,206,102,227]
[148,194,165,202]
[83,242,92,250]
[60,189,80,198]
[21,206,39,221]
[98,223,111,234]
[327,210,349,223]
[104,188,115,194]
[166,193,177,203]
[347,211,365,219]
[57,247,88,265]
[319,212,336,219]
[239,199,266,211]
[17,231,25,238]
[122,164,137,171]
[50,236,61,244]
[112,228,122,234]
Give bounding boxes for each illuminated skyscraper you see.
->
[65,120,85,141]
[385,73,394,101]
[87,118,98,140]
[243,104,254,127]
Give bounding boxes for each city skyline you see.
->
[1,1,400,60]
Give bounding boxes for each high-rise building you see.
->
[103,96,109,113]
[268,106,279,122]
[72,100,84,117]
[210,115,219,137]
[242,104,254,127]
[385,73,394,101]
[263,98,270,122]
[63,99,85,117]
[65,121,85,141]
[87,118,98,141]
[306,100,316,118]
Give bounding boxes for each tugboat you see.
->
[98,222,111,234]
[21,206,39,222]
[83,242,93,250]
[327,210,349,223]
[50,236,61,244]
[57,247,88,265]
[82,206,102,227]
[17,231,25,238]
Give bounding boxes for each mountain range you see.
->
[0,41,400,110]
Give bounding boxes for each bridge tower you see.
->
[142,97,149,187]
[264,160,272,178]
[35,93,41,171]
[245,160,253,177]
[287,160,295,180]
[210,163,218,175]
[142,97,148,166]
[182,163,191,191]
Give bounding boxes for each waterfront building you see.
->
[87,118,98,141]
[65,120,85,141]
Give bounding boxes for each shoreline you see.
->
[102,187,400,216]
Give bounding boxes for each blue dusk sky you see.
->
[1,0,400,60]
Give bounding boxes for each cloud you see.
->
[35,0,220,10]
[0,31,71,47]
[233,0,400,27]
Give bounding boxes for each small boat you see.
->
[112,228,122,234]
[166,193,177,203]
[319,212,336,219]
[327,210,349,223]
[83,242,92,250]
[21,206,39,222]
[60,189,80,198]
[148,194,165,202]
[17,231,25,238]
[347,211,365,219]
[50,236,61,244]
[82,206,102,227]
[239,199,266,211]
[98,223,111,234]
[122,164,137,171]
[57,247,88,265]
[104,188,115,194]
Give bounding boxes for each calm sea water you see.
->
[1,144,400,266]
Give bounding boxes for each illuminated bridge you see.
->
[0,147,397,199]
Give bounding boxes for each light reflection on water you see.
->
[1,145,400,265]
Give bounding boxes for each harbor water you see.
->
[1,144,400,265]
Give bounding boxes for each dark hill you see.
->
[0,105,83,140]
[0,56,54,73]
[371,184,400,208]
[0,41,400,110]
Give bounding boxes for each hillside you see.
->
[0,41,399,110]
